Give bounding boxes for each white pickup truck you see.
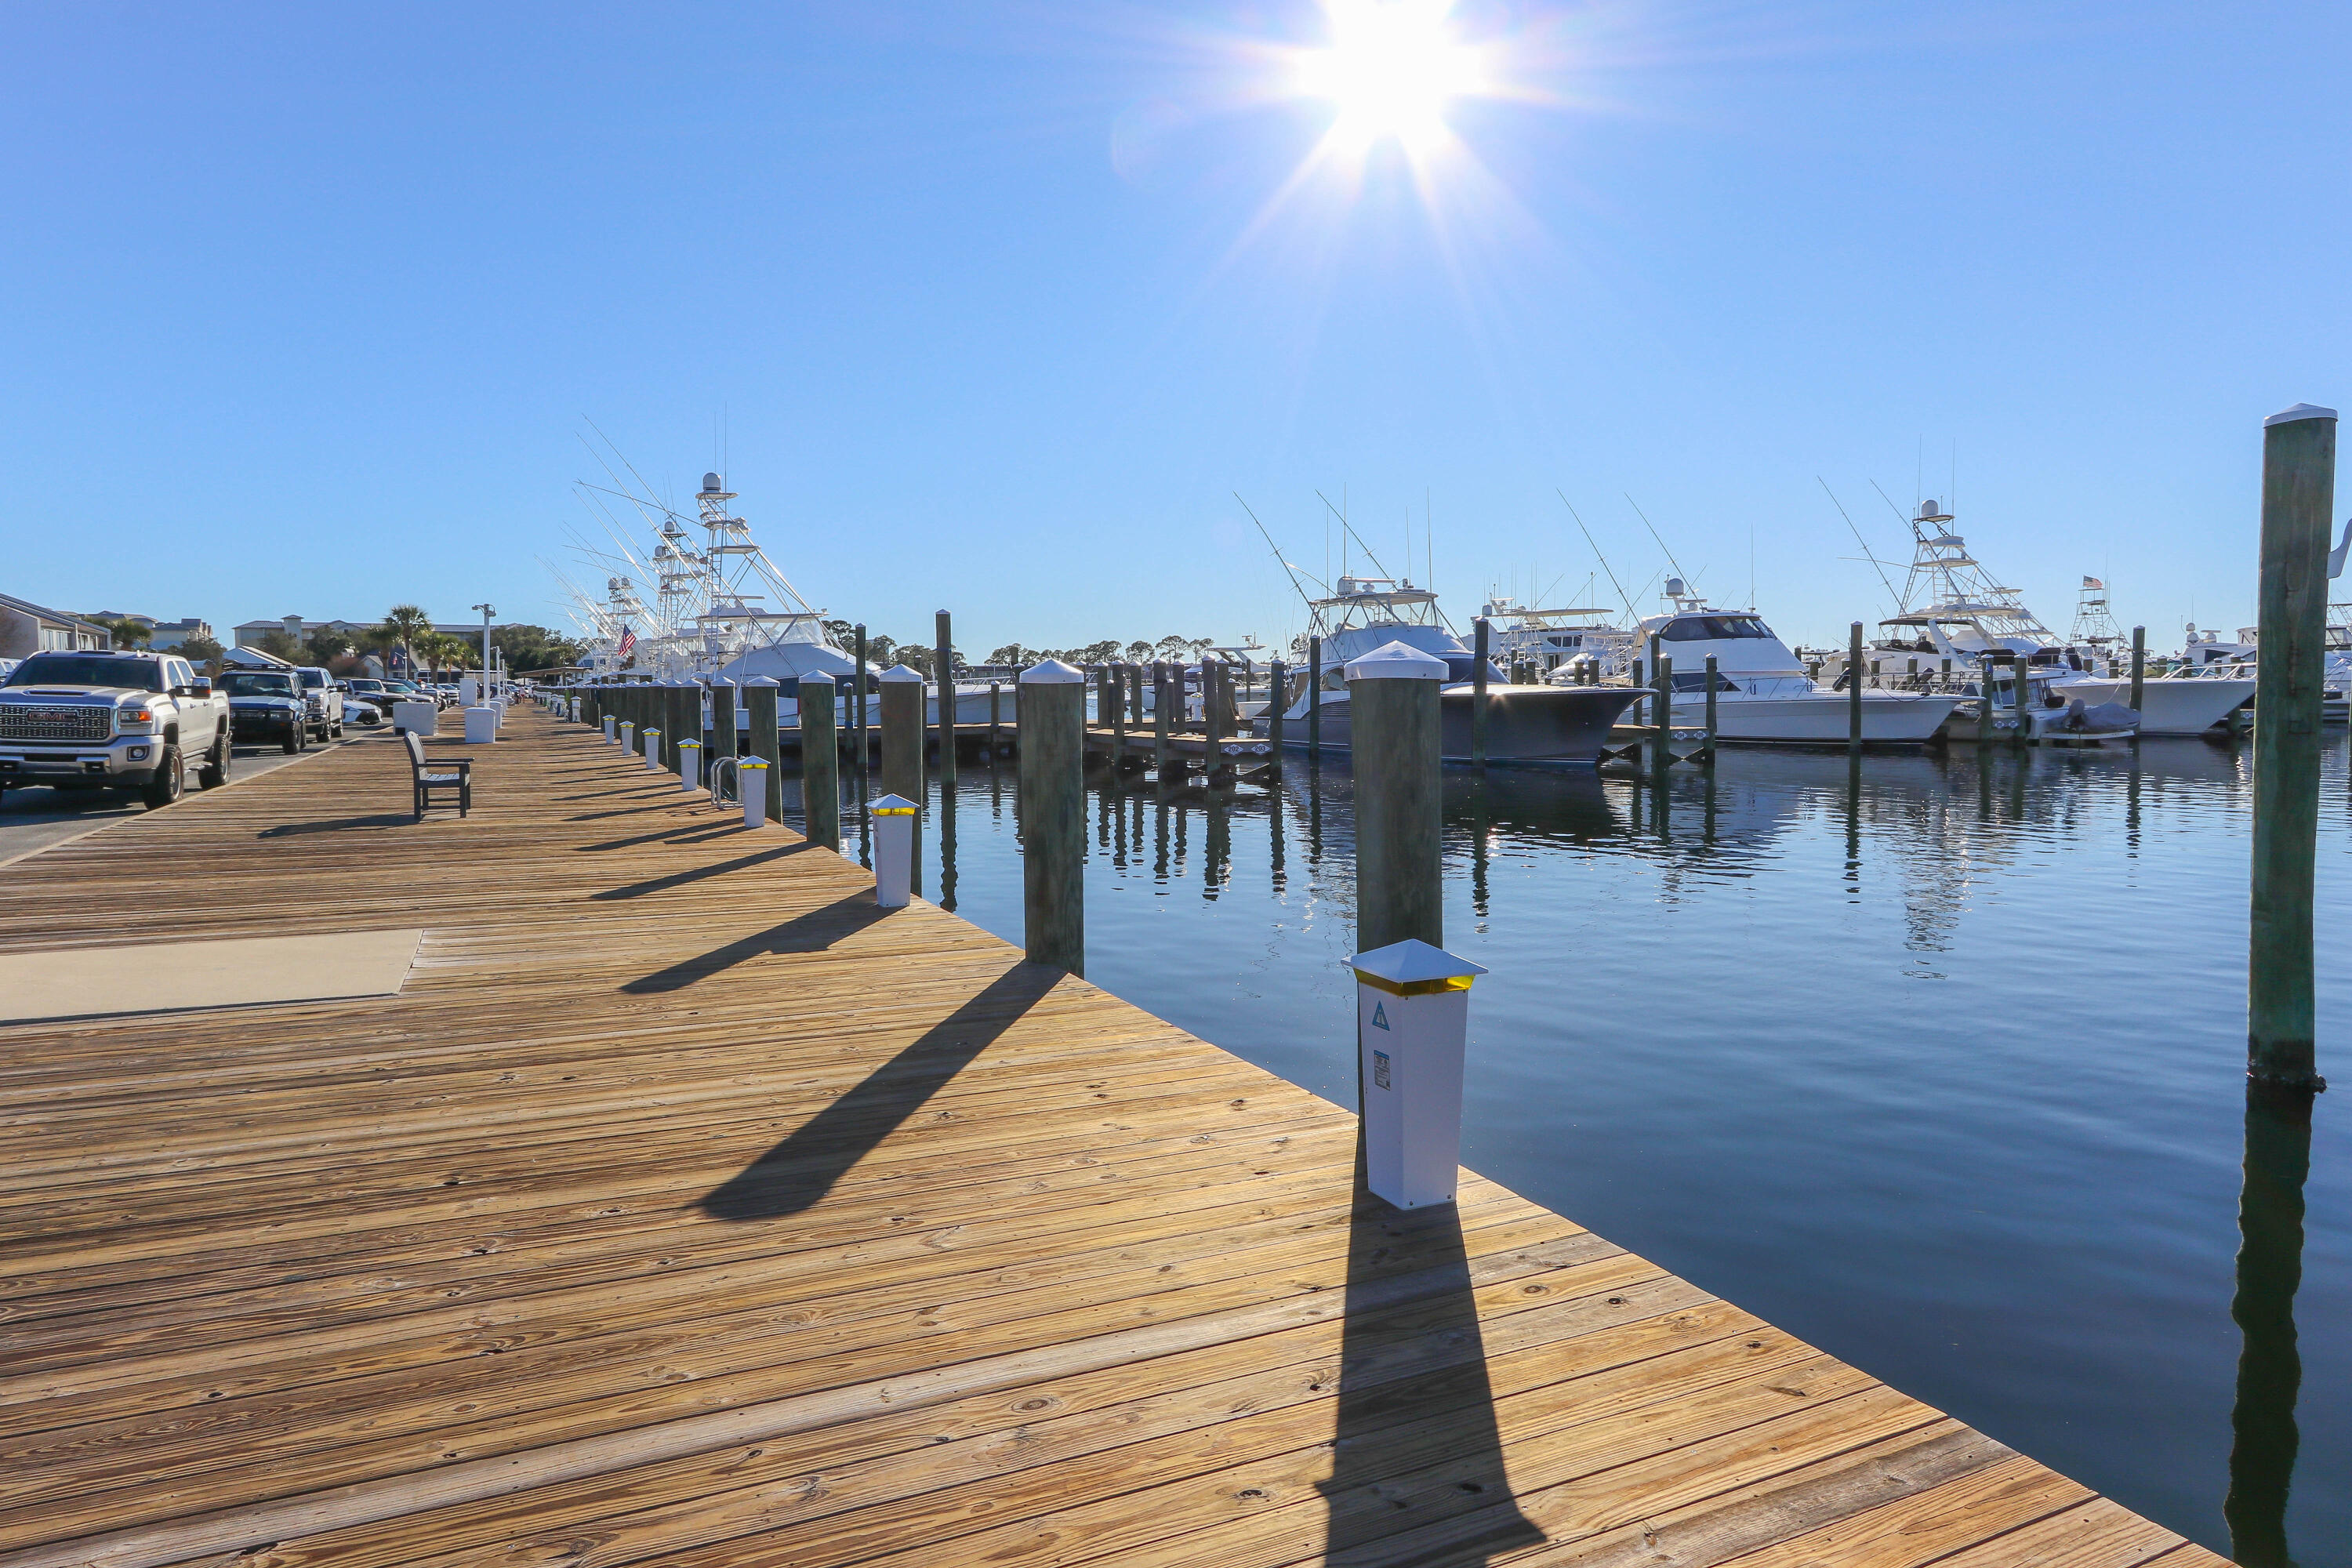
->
[0,649,233,808]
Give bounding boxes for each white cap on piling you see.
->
[1348,937,1488,993]
[1344,641,1449,681]
[878,664,925,683]
[2266,403,2339,426]
[869,793,920,815]
[800,670,835,686]
[745,675,779,686]
[1021,658,1086,684]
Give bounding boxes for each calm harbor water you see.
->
[790,735,2348,1565]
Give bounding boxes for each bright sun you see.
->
[1294,0,1485,158]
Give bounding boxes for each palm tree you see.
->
[382,605,433,679]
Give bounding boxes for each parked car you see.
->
[220,668,312,753]
[343,697,386,728]
[296,666,344,742]
[344,677,400,710]
[0,649,231,807]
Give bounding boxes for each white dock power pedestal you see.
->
[1352,938,1487,1210]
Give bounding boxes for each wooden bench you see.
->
[402,729,471,818]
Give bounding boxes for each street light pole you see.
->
[471,604,495,698]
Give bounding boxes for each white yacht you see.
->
[1476,595,1632,677]
[1566,583,1962,744]
[1264,577,1635,763]
[1868,499,2225,738]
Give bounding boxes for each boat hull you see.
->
[2050,676,2254,737]
[1274,685,1637,764]
[1668,691,1960,744]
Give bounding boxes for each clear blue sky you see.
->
[2,2,2344,657]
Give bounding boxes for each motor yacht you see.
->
[1559,582,1962,744]
[1868,500,2204,739]
[1261,577,1635,763]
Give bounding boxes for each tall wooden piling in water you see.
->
[879,665,924,804]
[1847,622,1864,750]
[1306,635,1322,760]
[2130,625,2147,723]
[988,682,1001,760]
[1703,653,1720,762]
[1020,659,1087,974]
[745,677,784,826]
[1265,659,1285,777]
[1348,641,1445,953]
[934,611,956,786]
[1151,662,1171,775]
[2249,402,2336,1090]
[852,626,870,800]
[801,672,840,851]
[1203,659,1225,780]
[1110,665,1129,762]
[1471,617,1491,768]
[1653,655,1675,774]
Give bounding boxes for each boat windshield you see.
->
[1659,615,1772,641]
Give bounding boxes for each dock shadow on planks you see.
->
[622,891,898,994]
[1319,1134,1545,1566]
[696,960,1059,1219]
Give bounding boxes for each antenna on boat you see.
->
[1556,492,1637,621]
[1234,494,1322,611]
[1818,477,1902,615]
[1624,495,1693,593]
[1315,490,1399,581]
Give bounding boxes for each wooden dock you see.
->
[0,708,2224,1568]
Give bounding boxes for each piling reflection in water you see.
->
[2227,1082,2314,1568]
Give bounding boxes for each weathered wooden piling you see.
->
[1305,635,1322,760]
[852,625,870,800]
[1019,659,1087,973]
[1110,664,1129,761]
[1471,617,1491,768]
[1152,661,1172,774]
[1265,659,1285,776]
[1703,652,1719,762]
[988,681,1002,760]
[934,610,956,786]
[1847,622,1864,750]
[1348,641,1445,953]
[1977,655,1996,746]
[1653,655,1674,773]
[745,677,784,825]
[2130,624,2147,723]
[800,672,840,851]
[1203,659,1225,780]
[2249,402,2336,1090]
[879,664,924,803]
[708,682,735,769]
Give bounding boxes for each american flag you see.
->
[616,626,637,658]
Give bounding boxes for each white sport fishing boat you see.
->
[560,470,1003,730]
[1868,500,2188,739]
[1262,576,1635,763]
[1572,582,1962,744]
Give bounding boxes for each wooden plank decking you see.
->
[0,708,2225,1568]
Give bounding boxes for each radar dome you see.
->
[1664,576,1686,598]
[701,472,724,492]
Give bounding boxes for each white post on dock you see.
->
[871,793,919,908]
[740,760,769,826]
[679,739,702,793]
[604,715,617,743]
[642,728,662,771]
[1352,938,1486,1210]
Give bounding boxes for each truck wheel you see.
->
[283,726,303,754]
[198,731,231,789]
[142,745,185,808]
